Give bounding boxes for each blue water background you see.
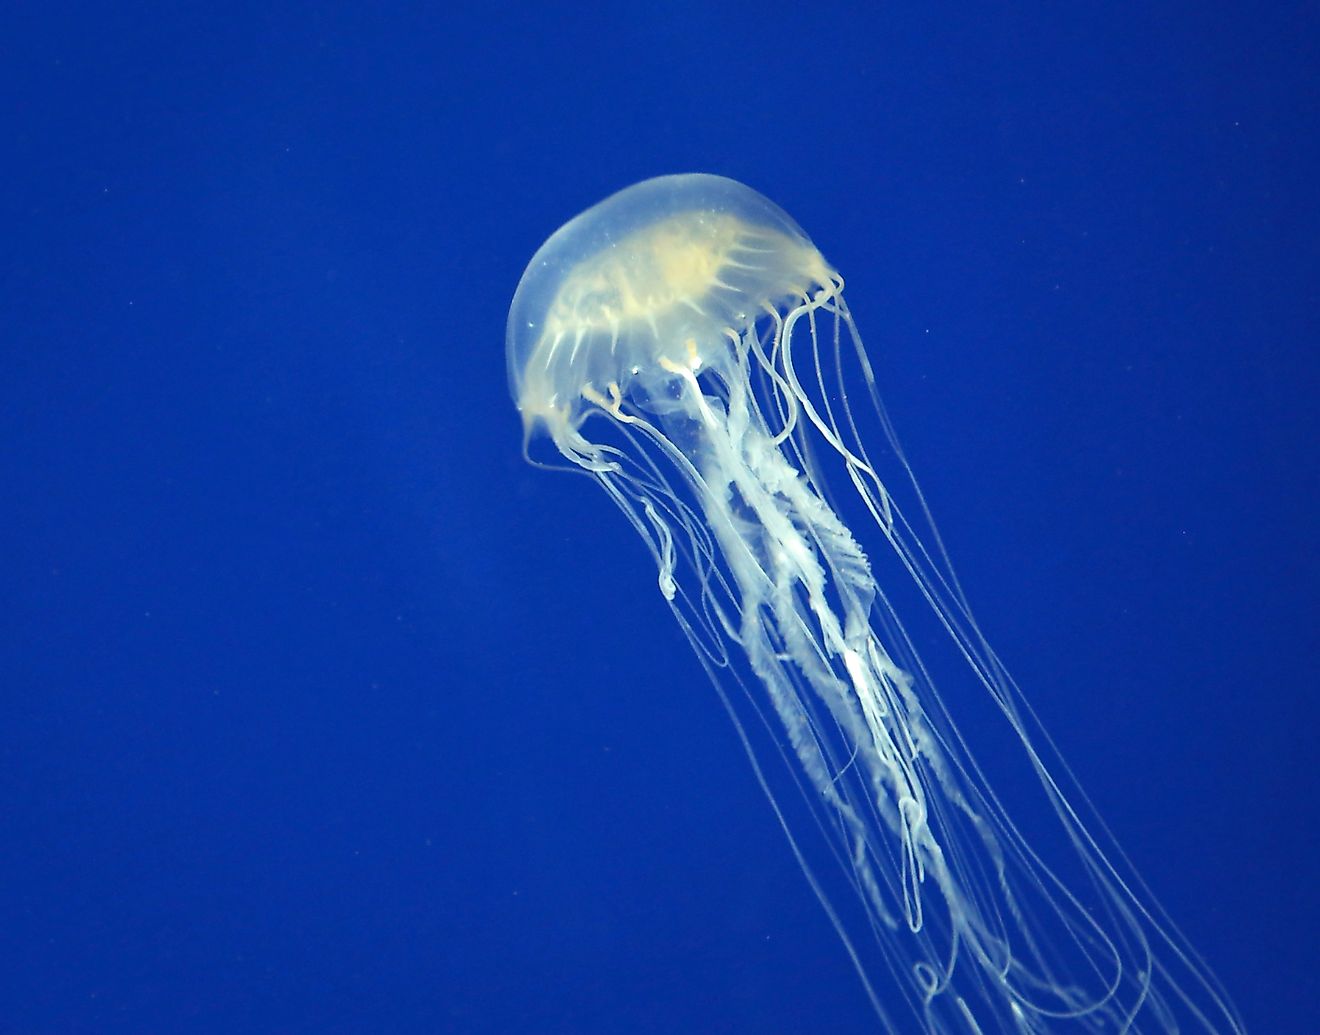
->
[3,4,1317,1033]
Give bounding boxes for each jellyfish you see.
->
[506,174,1243,1033]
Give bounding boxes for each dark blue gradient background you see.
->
[3,4,1316,1033]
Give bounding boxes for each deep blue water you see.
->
[3,4,1317,1033]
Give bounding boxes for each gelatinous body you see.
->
[507,174,1243,1033]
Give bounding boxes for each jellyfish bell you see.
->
[506,174,1244,1033]
[508,174,835,461]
